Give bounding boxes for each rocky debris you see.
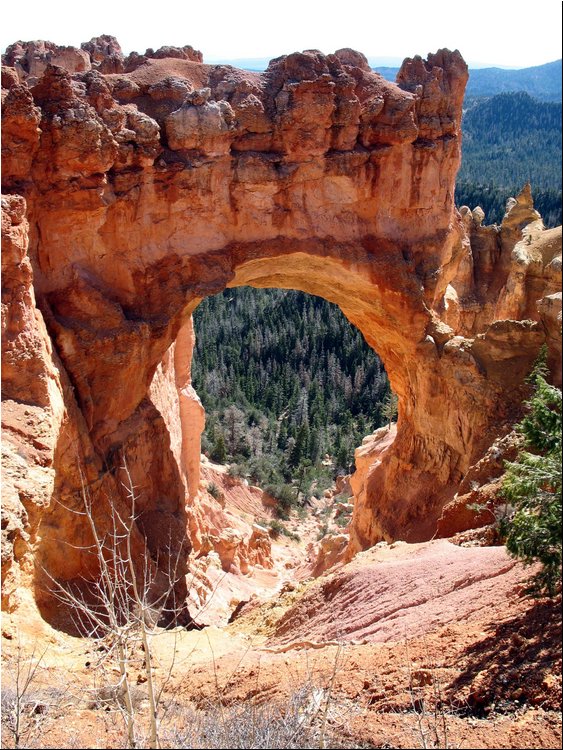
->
[123,44,203,74]
[1,65,19,89]
[1,195,64,610]
[311,532,349,577]
[165,88,236,155]
[147,45,203,64]
[1,81,42,187]
[188,466,275,570]
[184,486,277,626]
[195,540,560,749]
[1,194,59,411]
[1,38,203,82]
[501,182,543,234]
[454,186,562,340]
[2,538,560,749]
[0,193,192,627]
[449,594,562,711]
[334,47,372,72]
[538,291,562,382]
[397,49,468,140]
[113,104,162,168]
[29,65,118,186]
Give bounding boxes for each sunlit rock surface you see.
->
[1,39,561,620]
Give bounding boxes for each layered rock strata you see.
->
[1,39,561,620]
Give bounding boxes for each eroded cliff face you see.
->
[1,38,561,618]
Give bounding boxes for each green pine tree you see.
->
[381,390,398,429]
[501,350,562,597]
[289,423,310,469]
[211,433,227,464]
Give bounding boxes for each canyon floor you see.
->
[1,472,561,749]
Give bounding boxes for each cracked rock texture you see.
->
[1,38,561,621]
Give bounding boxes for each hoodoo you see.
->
[1,38,561,619]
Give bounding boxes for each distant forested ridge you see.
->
[373,59,562,102]
[192,288,390,495]
[459,92,561,188]
[457,91,562,226]
[464,60,562,103]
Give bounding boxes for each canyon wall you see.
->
[1,38,561,617]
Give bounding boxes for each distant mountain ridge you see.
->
[374,59,562,102]
[465,60,562,101]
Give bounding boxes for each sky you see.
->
[1,0,561,69]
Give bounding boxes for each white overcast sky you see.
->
[1,0,561,68]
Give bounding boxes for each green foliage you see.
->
[463,92,561,146]
[318,504,333,520]
[501,351,562,596]
[267,519,284,539]
[296,504,308,521]
[381,390,398,429]
[192,287,390,490]
[207,481,222,500]
[210,433,227,464]
[334,509,353,528]
[265,483,297,519]
[268,519,301,542]
[310,473,333,500]
[518,361,562,454]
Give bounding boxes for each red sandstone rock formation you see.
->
[3,40,91,83]
[2,37,203,82]
[1,38,561,621]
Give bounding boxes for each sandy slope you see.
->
[2,536,560,748]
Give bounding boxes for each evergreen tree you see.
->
[501,351,562,596]
[211,433,227,464]
[223,404,245,456]
[289,423,310,468]
[381,391,398,429]
[335,441,351,474]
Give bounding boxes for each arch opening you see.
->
[192,285,392,502]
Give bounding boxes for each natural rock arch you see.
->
[2,41,561,616]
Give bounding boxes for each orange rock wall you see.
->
[1,40,561,614]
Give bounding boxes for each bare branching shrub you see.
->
[160,684,344,749]
[0,638,64,749]
[43,460,190,749]
[404,641,461,750]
